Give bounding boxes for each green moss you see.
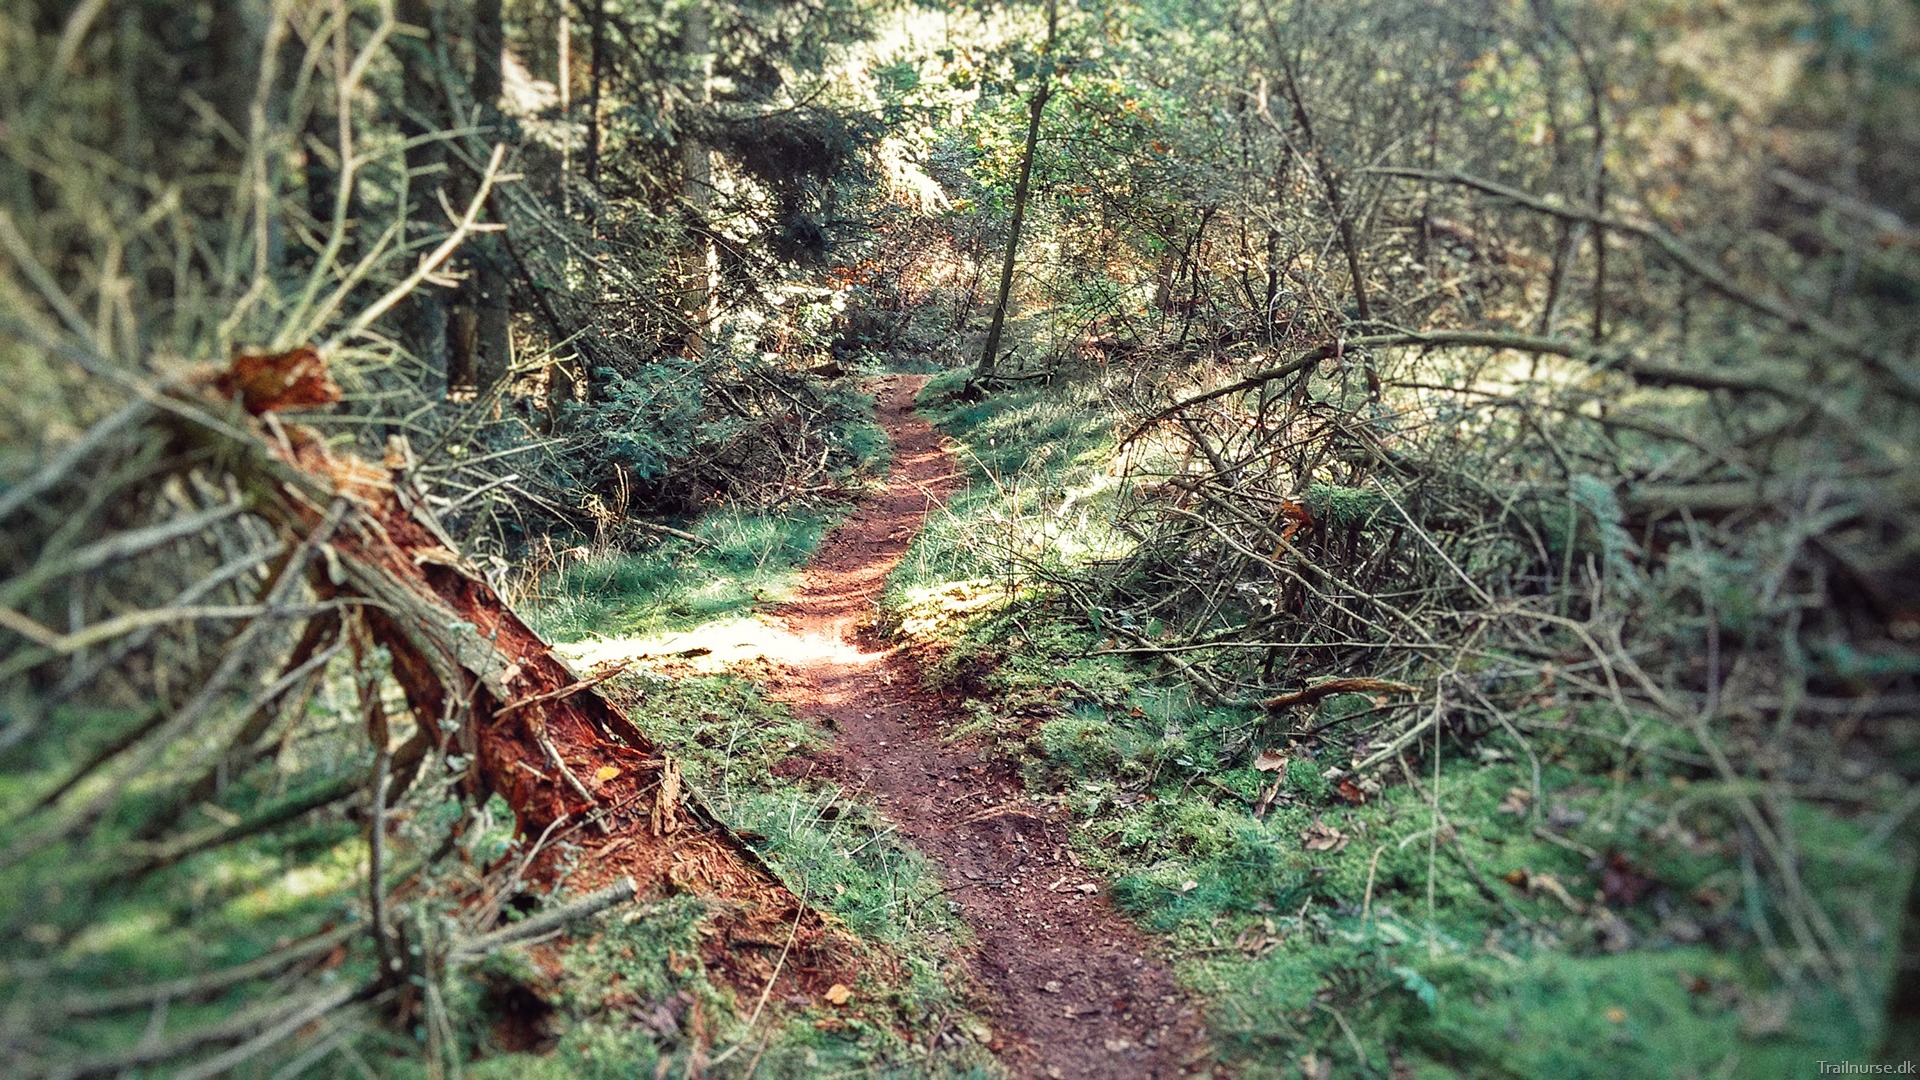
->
[525,508,840,643]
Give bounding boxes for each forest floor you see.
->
[528,370,1899,1078]
[571,375,1208,1077]
[755,375,1208,1078]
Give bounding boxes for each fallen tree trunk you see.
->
[162,351,850,994]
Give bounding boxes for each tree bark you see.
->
[681,0,718,359]
[451,0,512,395]
[975,0,1058,385]
[558,3,572,218]
[586,0,605,190]
[395,0,450,399]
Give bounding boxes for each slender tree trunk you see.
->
[1583,57,1608,343]
[681,0,718,359]
[1278,59,1369,325]
[976,0,1058,384]
[558,4,572,218]
[451,0,512,396]
[586,0,604,191]
[395,0,450,400]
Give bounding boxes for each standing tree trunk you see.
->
[558,3,572,218]
[975,0,1058,385]
[395,0,450,400]
[586,0,604,192]
[680,0,718,359]
[1268,41,1377,401]
[1580,51,1608,343]
[451,0,513,396]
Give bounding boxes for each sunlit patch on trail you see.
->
[555,612,880,676]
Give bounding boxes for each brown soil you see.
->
[756,375,1210,1079]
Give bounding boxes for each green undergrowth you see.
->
[882,370,1906,1078]
[881,367,1128,630]
[524,380,890,647]
[0,701,403,1073]
[524,508,840,644]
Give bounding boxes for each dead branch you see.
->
[45,923,363,1020]
[493,662,631,718]
[451,875,637,959]
[631,518,712,546]
[1262,677,1422,711]
[38,982,371,1080]
[1368,166,1920,399]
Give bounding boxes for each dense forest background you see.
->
[2,0,1917,1075]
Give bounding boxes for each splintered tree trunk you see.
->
[150,353,854,993]
[975,0,1057,386]
[681,0,718,359]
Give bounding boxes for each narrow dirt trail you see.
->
[755,375,1208,1078]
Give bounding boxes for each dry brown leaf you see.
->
[1301,821,1348,852]
[595,765,622,783]
[1254,749,1288,772]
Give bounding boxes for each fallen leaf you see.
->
[1301,821,1348,853]
[824,984,852,1005]
[595,766,622,783]
[1336,779,1368,804]
[1254,749,1289,772]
